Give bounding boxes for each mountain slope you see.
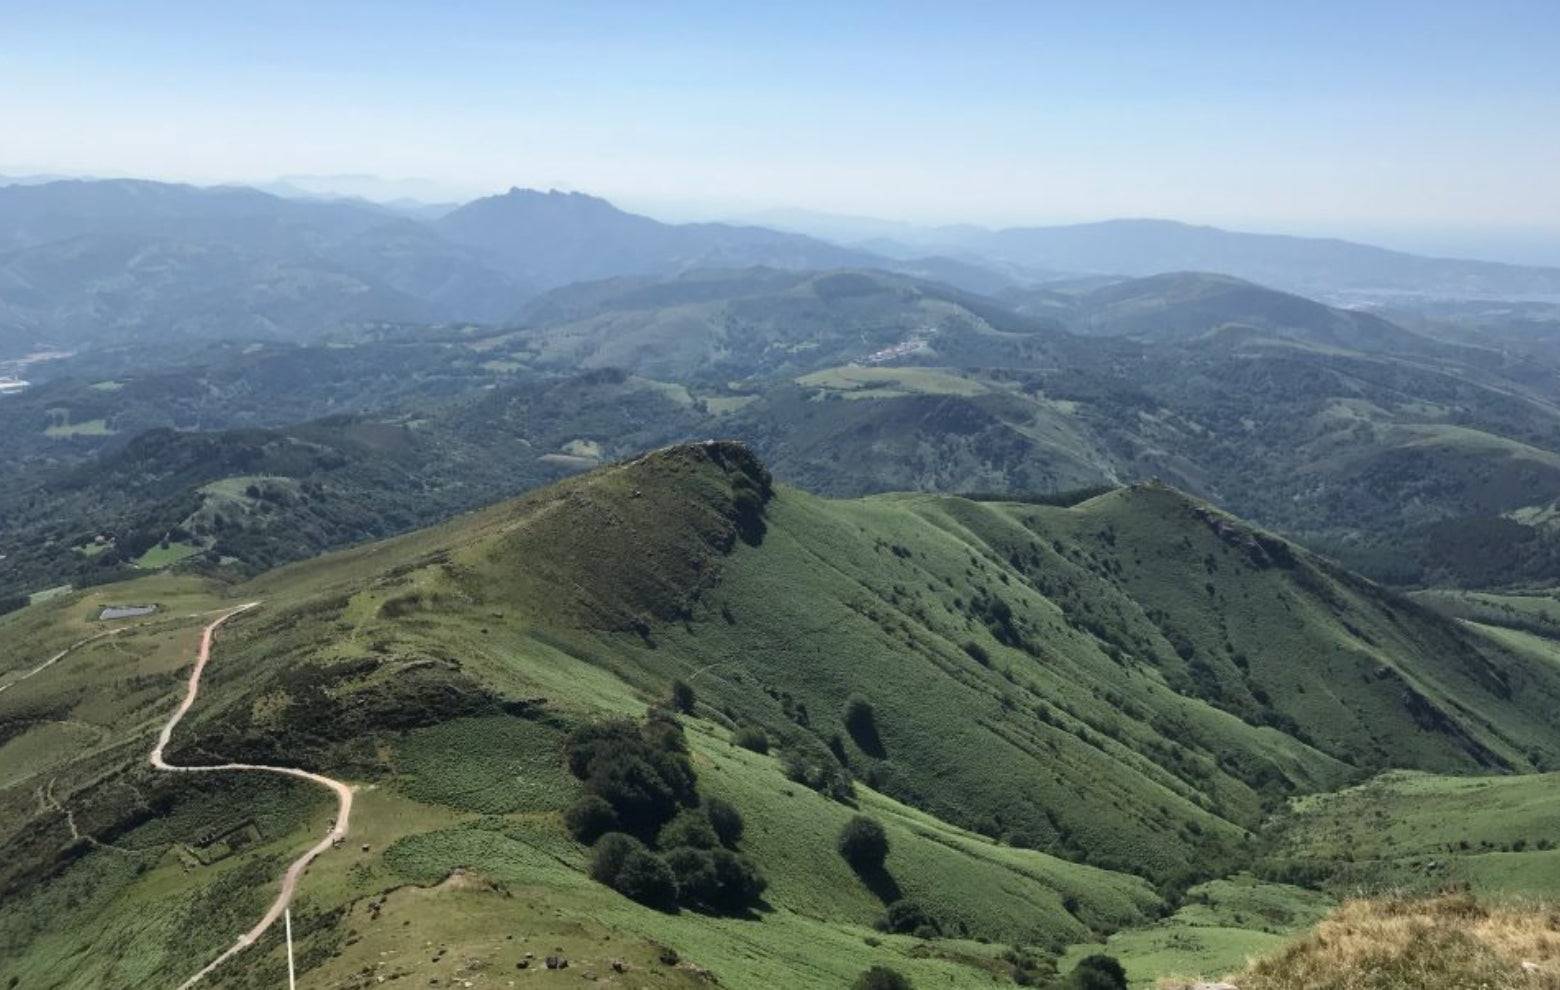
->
[1061,272,1435,353]
[6,444,1560,988]
[500,267,1068,382]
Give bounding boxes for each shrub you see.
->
[877,898,937,936]
[563,795,619,844]
[589,832,645,885]
[566,715,695,837]
[660,808,720,850]
[963,640,990,666]
[707,847,767,910]
[670,679,697,713]
[664,846,766,913]
[780,740,855,801]
[853,966,912,990]
[588,753,681,836]
[665,846,719,903]
[566,719,647,778]
[838,815,889,870]
[614,848,678,909]
[1062,954,1127,990]
[642,709,689,755]
[732,725,770,754]
[705,796,744,847]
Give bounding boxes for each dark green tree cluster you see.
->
[1061,955,1127,990]
[779,734,855,801]
[564,711,695,840]
[837,815,889,870]
[566,711,767,914]
[853,966,912,990]
[876,898,938,938]
[731,725,769,753]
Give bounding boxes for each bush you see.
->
[963,640,990,666]
[665,846,720,904]
[705,796,744,847]
[780,740,855,802]
[877,898,937,936]
[566,715,695,837]
[563,795,619,844]
[660,808,720,850]
[670,679,697,713]
[838,815,889,870]
[588,753,681,836]
[566,719,647,778]
[664,846,767,913]
[614,848,679,909]
[732,725,770,754]
[707,848,767,909]
[1062,955,1127,990]
[853,966,912,990]
[589,832,645,885]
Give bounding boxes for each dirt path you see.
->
[152,603,355,990]
[0,627,124,696]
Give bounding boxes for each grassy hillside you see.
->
[8,443,1560,988]
[1263,769,1560,897]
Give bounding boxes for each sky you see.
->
[3,1,1559,259]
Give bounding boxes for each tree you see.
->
[838,815,889,870]
[1062,955,1127,990]
[588,753,680,836]
[707,848,767,910]
[660,808,720,850]
[614,848,678,909]
[853,966,912,990]
[670,679,697,713]
[877,898,937,936]
[664,846,766,913]
[563,795,619,844]
[704,796,745,847]
[732,725,769,754]
[589,832,644,885]
[665,847,720,905]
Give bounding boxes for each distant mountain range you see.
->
[435,187,877,289]
[965,220,1560,302]
[4,178,1560,359]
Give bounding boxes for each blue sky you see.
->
[3,1,1558,253]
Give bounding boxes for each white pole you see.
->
[285,908,297,990]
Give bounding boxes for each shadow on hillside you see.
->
[851,861,903,905]
[846,719,886,759]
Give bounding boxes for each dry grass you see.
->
[1162,892,1560,990]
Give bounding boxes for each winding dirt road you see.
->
[152,603,355,990]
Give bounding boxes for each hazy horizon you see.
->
[5,1,1559,263]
